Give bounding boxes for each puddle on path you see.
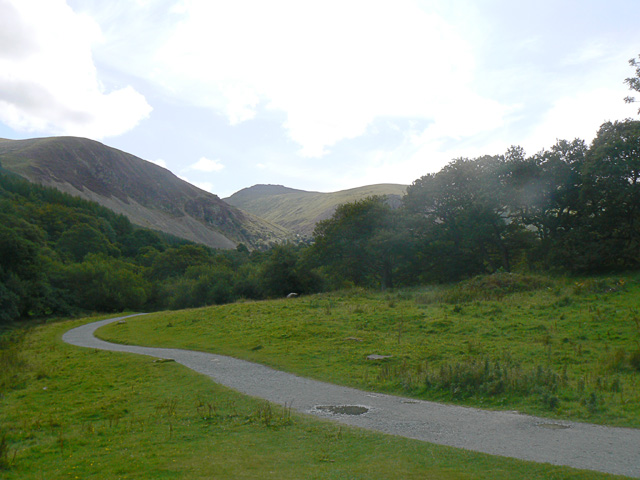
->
[315,405,369,415]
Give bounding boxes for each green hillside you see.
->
[0,136,291,249]
[225,183,407,237]
[0,171,319,324]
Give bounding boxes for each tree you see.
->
[60,254,150,312]
[112,214,133,239]
[404,157,528,281]
[311,196,407,289]
[160,264,237,310]
[579,120,640,270]
[0,269,22,323]
[56,224,114,262]
[149,244,213,280]
[260,244,304,297]
[0,218,67,320]
[624,54,640,113]
[121,229,164,257]
[502,140,586,269]
[0,223,38,273]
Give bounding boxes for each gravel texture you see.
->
[63,314,640,478]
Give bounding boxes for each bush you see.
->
[572,278,627,295]
[58,254,150,312]
[629,350,640,372]
[416,273,552,304]
[424,357,564,405]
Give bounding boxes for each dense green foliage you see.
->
[2,119,640,323]
[313,121,640,287]
[0,172,323,323]
[311,196,409,289]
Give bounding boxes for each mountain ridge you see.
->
[225,183,407,237]
[0,136,290,249]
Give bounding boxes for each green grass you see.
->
[98,273,640,428]
[0,315,623,478]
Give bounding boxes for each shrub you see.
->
[572,278,627,295]
[423,357,564,406]
[416,273,552,304]
[630,350,640,372]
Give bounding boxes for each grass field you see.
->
[1,314,626,478]
[98,273,640,428]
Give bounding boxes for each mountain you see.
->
[225,183,407,237]
[0,137,290,249]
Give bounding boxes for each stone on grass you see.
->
[366,354,393,361]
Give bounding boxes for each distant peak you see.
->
[227,184,310,198]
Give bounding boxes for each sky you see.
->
[1,0,639,198]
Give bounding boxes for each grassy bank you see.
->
[98,273,640,427]
[0,315,622,478]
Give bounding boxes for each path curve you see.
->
[63,314,640,478]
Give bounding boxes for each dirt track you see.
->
[63,314,640,478]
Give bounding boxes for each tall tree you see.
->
[56,224,115,262]
[149,244,213,280]
[580,120,640,269]
[60,254,150,312]
[502,140,586,269]
[404,156,528,281]
[311,196,407,289]
[259,244,319,297]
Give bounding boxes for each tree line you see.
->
[1,119,639,324]
[311,120,640,288]
[0,169,324,323]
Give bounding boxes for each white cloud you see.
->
[149,0,508,157]
[521,87,636,153]
[178,174,214,193]
[562,41,607,67]
[192,181,214,193]
[148,158,168,168]
[186,156,225,172]
[13,0,635,196]
[0,0,151,138]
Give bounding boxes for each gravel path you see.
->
[63,314,640,478]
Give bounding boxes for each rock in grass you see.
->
[366,354,393,360]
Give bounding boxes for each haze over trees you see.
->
[312,120,640,289]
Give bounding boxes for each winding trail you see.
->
[63,314,640,478]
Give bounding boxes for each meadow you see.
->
[98,273,640,428]
[0,273,637,478]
